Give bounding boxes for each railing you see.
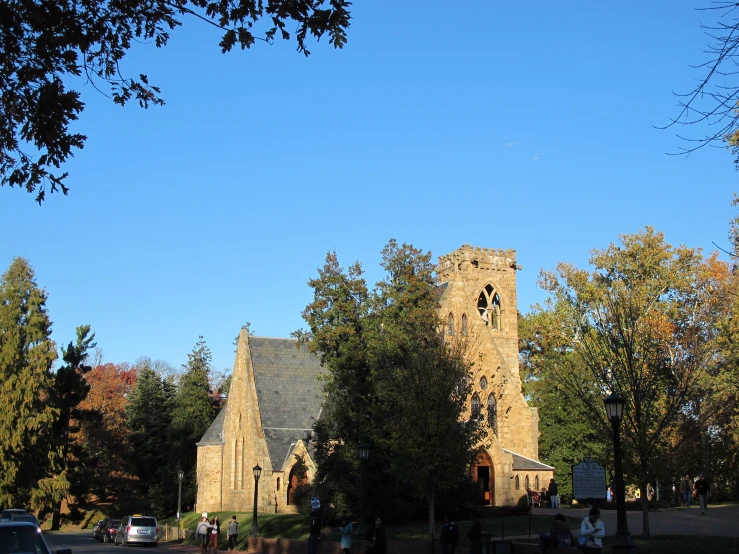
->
[483,510,532,540]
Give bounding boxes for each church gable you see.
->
[249,337,324,471]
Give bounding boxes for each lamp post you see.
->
[356,441,372,538]
[177,470,184,540]
[604,392,636,552]
[250,464,262,537]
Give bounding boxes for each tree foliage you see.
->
[0,258,58,508]
[535,227,730,534]
[1,0,352,202]
[296,240,484,528]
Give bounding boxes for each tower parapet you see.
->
[437,244,519,283]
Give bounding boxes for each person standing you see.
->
[467,513,482,554]
[439,517,456,554]
[340,518,353,554]
[694,475,710,515]
[196,516,210,553]
[366,517,386,554]
[680,475,693,508]
[227,516,238,551]
[308,511,322,554]
[210,515,220,553]
[577,507,605,553]
[548,479,560,509]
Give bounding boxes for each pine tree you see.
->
[125,361,174,502]
[0,258,58,507]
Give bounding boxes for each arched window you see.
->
[471,393,481,420]
[487,394,498,435]
[535,476,540,490]
[525,475,530,490]
[448,313,455,335]
[461,313,468,336]
[276,477,281,491]
[479,376,488,390]
[477,284,502,330]
[515,475,520,490]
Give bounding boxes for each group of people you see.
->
[527,479,561,509]
[679,474,711,514]
[195,513,240,553]
[539,507,604,554]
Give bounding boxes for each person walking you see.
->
[226,516,238,551]
[340,518,353,554]
[577,507,605,553]
[196,516,210,553]
[467,513,482,554]
[548,479,560,509]
[694,475,710,515]
[680,474,693,508]
[209,515,221,553]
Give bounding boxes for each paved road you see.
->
[44,531,160,554]
[531,504,739,537]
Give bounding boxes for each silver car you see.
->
[115,515,158,547]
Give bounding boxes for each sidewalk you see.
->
[530,503,739,537]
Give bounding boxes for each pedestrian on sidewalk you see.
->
[209,516,220,553]
[548,479,560,509]
[227,516,238,551]
[307,511,322,554]
[196,516,210,553]
[680,474,693,508]
[694,475,711,515]
[467,513,482,554]
[366,517,386,554]
[439,516,458,554]
[340,517,353,554]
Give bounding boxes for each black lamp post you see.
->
[604,392,636,552]
[177,470,184,539]
[356,441,372,538]
[250,464,262,537]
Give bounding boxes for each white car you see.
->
[115,515,158,547]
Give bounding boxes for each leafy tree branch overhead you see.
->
[0,0,352,203]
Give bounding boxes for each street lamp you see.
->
[177,470,184,540]
[356,441,372,538]
[250,464,262,537]
[604,392,636,552]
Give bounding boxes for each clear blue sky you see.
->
[1,1,736,372]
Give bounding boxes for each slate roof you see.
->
[504,449,555,471]
[198,401,227,445]
[250,337,324,471]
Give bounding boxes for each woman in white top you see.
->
[578,507,605,552]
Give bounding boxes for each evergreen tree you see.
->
[0,258,58,508]
[168,337,217,507]
[125,360,174,504]
[39,325,97,528]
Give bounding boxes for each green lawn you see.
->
[160,511,582,546]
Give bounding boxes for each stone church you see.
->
[195,244,553,514]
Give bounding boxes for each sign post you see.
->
[572,457,606,505]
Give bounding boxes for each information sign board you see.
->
[572,457,606,499]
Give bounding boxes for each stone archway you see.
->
[287,464,308,505]
[471,450,495,506]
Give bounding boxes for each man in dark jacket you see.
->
[694,476,710,515]
[439,517,458,554]
[548,479,560,509]
[366,518,386,554]
[467,513,482,554]
[308,512,322,554]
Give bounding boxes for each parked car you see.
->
[94,518,111,541]
[10,513,41,532]
[115,515,158,547]
[1,508,26,521]
[92,519,105,538]
[103,519,121,543]
[0,521,71,554]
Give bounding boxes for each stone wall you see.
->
[196,444,224,511]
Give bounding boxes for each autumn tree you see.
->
[536,227,730,535]
[1,0,352,202]
[297,240,484,528]
[75,362,138,500]
[0,258,59,508]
